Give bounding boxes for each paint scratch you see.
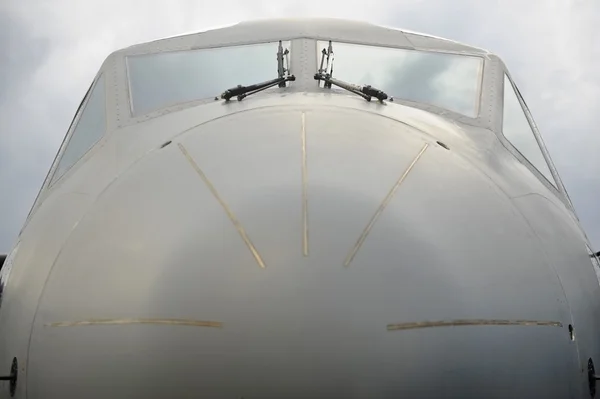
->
[387,319,562,331]
[47,318,223,328]
[344,143,429,266]
[178,143,266,268]
[301,112,309,256]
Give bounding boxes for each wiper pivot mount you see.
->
[220,40,295,101]
[315,41,388,103]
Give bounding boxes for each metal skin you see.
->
[1,19,599,398]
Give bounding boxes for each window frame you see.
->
[22,72,108,228]
[25,81,94,220]
[124,40,292,117]
[122,38,487,122]
[48,73,107,187]
[500,72,558,188]
[314,39,485,119]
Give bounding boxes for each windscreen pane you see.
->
[51,74,106,184]
[127,41,290,115]
[317,41,483,117]
[502,74,555,185]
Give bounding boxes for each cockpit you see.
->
[36,21,569,217]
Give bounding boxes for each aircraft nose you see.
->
[29,109,578,398]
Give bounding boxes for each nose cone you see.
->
[30,108,577,398]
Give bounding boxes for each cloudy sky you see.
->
[1,0,598,253]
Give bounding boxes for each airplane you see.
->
[1,17,600,398]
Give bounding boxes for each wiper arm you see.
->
[221,40,295,101]
[314,72,388,102]
[314,40,388,103]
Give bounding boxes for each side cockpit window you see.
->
[502,74,555,185]
[50,74,107,185]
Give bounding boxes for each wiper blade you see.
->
[221,40,295,101]
[314,72,388,102]
[221,75,296,101]
[315,40,388,103]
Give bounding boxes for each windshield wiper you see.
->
[221,40,295,101]
[314,73,388,102]
[314,40,388,103]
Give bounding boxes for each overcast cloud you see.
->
[0,0,598,252]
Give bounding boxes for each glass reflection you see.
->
[317,41,483,117]
[127,41,290,115]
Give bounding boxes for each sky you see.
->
[0,0,599,253]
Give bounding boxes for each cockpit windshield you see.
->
[317,41,483,117]
[126,39,483,117]
[127,41,291,115]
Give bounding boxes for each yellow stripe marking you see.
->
[178,143,266,268]
[48,318,223,328]
[344,143,429,266]
[387,319,562,331]
[301,112,309,256]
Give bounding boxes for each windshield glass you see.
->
[317,41,483,117]
[502,74,555,184]
[127,41,290,115]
